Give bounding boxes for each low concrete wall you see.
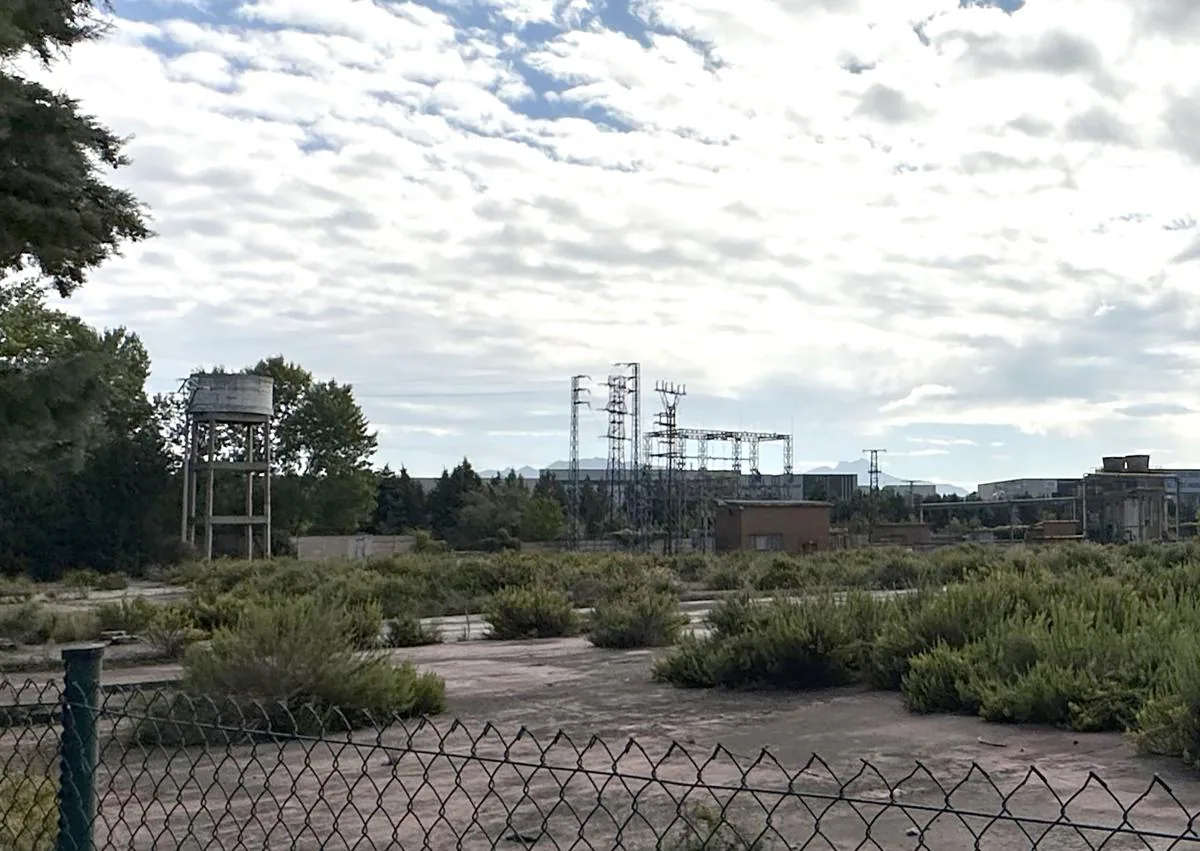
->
[294,534,415,560]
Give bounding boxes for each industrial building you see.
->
[713,500,834,554]
[882,483,938,500]
[1082,455,1168,542]
[977,478,1080,501]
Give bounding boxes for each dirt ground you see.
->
[8,638,1200,850]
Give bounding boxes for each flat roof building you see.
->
[713,500,834,554]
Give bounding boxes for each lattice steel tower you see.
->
[862,447,887,538]
[601,374,630,525]
[568,375,590,549]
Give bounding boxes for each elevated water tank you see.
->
[187,373,274,420]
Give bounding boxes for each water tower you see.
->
[180,373,274,560]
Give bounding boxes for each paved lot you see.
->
[7,637,1199,849]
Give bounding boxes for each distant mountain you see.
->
[805,460,969,497]
[544,457,608,470]
[478,465,542,479]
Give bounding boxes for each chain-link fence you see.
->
[5,648,1200,850]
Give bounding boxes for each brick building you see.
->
[713,500,834,554]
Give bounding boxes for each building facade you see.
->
[713,500,834,554]
[976,478,1081,501]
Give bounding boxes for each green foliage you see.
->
[0,769,56,851]
[0,20,151,298]
[485,586,580,640]
[589,588,689,649]
[143,604,207,659]
[130,596,444,745]
[0,603,98,645]
[385,614,442,648]
[662,804,767,850]
[94,597,157,634]
[651,544,1200,769]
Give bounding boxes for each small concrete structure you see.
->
[713,500,834,554]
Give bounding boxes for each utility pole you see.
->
[862,448,887,541]
[568,375,591,549]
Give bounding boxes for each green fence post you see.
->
[58,644,104,851]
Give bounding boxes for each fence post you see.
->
[58,644,104,851]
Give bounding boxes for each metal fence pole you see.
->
[58,644,104,851]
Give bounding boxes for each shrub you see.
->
[704,562,745,592]
[94,572,130,592]
[385,615,442,648]
[129,596,445,745]
[484,586,580,640]
[94,598,157,635]
[655,596,857,691]
[652,635,718,688]
[662,804,766,850]
[0,580,33,604]
[61,569,99,595]
[48,611,101,644]
[0,770,56,851]
[673,555,709,584]
[589,590,688,649]
[144,605,207,659]
[0,604,55,645]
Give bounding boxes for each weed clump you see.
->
[484,586,579,640]
[129,596,444,745]
[385,614,442,648]
[653,547,1200,771]
[0,769,56,851]
[589,589,688,649]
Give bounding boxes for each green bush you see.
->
[94,572,130,592]
[129,596,445,745]
[484,586,579,640]
[655,596,865,691]
[0,579,33,604]
[144,605,207,659]
[703,562,745,591]
[95,597,157,634]
[589,590,688,649]
[385,615,442,648]
[0,770,56,851]
[0,603,104,646]
[61,569,99,594]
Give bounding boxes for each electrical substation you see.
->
[566,364,795,553]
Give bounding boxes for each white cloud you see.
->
[23,0,1200,476]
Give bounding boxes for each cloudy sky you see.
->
[34,0,1200,486]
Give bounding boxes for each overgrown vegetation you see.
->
[161,547,981,633]
[653,541,1200,768]
[130,596,444,745]
[485,586,580,640]
[0,769,56,851]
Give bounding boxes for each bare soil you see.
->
[8,638,1200,849]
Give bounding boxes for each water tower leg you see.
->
[245,423,254,560]
[180,417,192,544]
[204,420,215,561]
[264,420,273,558]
